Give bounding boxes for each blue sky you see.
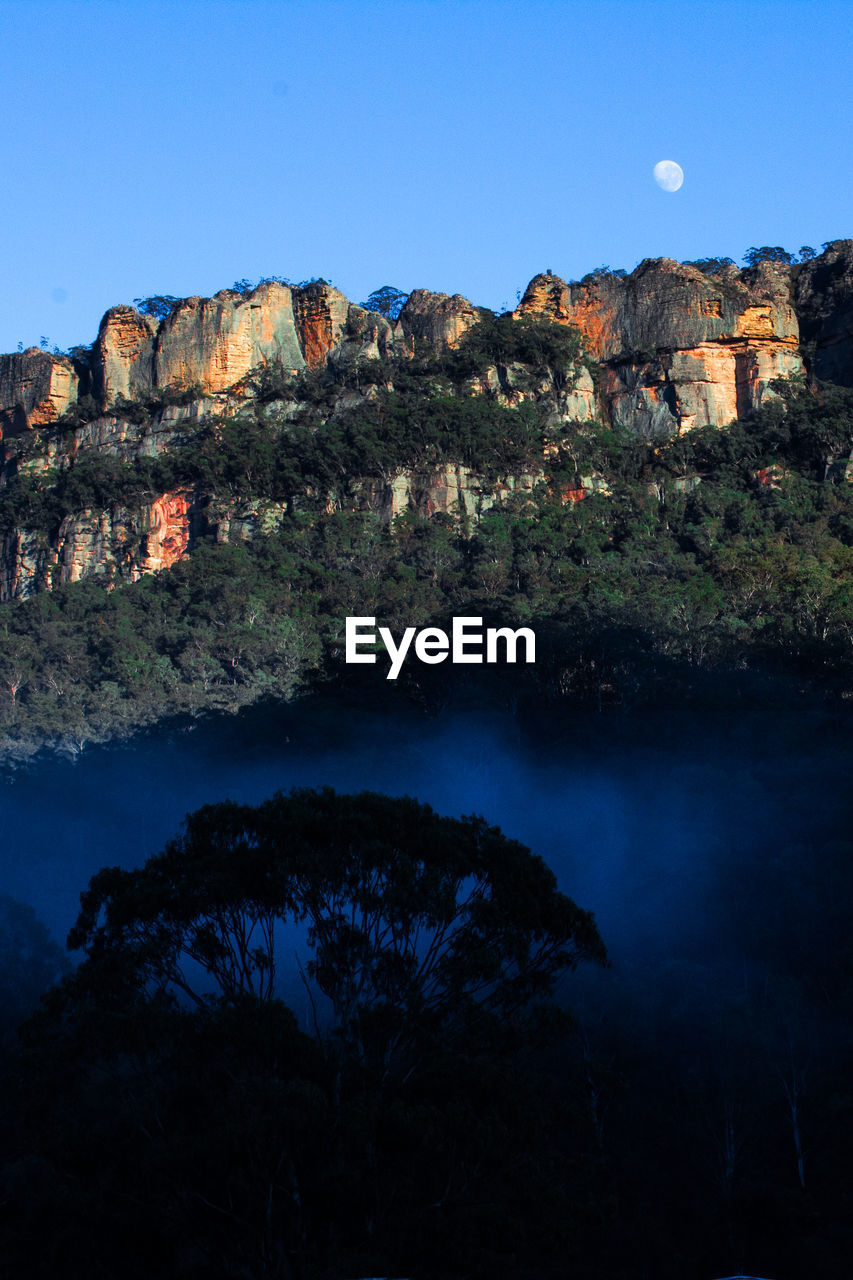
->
[2,0,851,353]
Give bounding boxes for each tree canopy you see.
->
[2,790,605,1279]
[362,285,409,319]
[68,788,605,1077]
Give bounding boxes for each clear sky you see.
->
[2,0,852,353]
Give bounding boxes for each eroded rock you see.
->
[795,240,853,385]
[517,258,801,433]
[0,350,78,437]
[397,289,480,350]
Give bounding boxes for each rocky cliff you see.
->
[0,349,78,435]
[0,489,201,602]
[2,242,853,603]
[515,257,802,434]
[9,249,847,440]
[794,240,853,386]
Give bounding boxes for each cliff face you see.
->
[397,289,480,350]
[86,281,434,409]
[0,489,200,602]
[3,242,853,602]
[516,257,802,433]
[355,464,544,525]
[0,349,78,437]
[794,240,853,386]
[11,246,853,439]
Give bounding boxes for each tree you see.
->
[684,256,735,275]
[68,788,606,1081]
[133,294,181,318]
[743,245,795,267]
[4,791,606,1279]
[361,285,409,320]
[0,895,69,1045]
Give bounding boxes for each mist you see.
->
[4,692,852,1276]
[0,693,844,974]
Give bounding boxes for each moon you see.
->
[653,160,684,192]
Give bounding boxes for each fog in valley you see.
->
[0,693,843,985]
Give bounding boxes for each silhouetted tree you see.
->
[133,294,181,318]
[0,790,605,1279]
[0,895,68,1044]
[68,788,605,1080]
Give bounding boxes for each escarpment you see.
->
[2,242,853,604]
[516,256,803,434]
[0,489,202,602]
[794,240,853,386]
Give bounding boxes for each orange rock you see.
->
[156,283,307,393]
[0,349,78,436]
[137,491,194,575]
[517,259,801,433]
[397,289,479,350]
[93,308,157,403]
[291,283,350,367]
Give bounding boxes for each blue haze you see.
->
[0,700,834,969]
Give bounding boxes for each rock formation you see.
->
[3,241,853,601]
[0,489,201,602]
[516,257,802,434]
[0,349,78,436]
[794,240,853,386]
[396,289,480,350]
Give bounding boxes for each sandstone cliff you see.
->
[0,488,200,602]
[3,242,853,603]
[516,256,802,434]
[396,289,480,350]
[10,245,853,441]
[0,349,78,435]
[84,282,458,412]
[794,240,853,386]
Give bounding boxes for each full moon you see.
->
[653,160,684,192]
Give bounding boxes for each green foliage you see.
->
[362,284,409,319]
[132,294,181,318]
[683,256,735,275]
[450,313,587,379]
[231,275,292,294]
[743,245,796,267]
[7,329,853,754]
[248,359,297,403]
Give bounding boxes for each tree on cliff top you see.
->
[743,246,796,267]
[362,285,408,320]
[132,294,181,318]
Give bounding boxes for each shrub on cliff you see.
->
[450,313,587,383]
[743,245,796,267]
[132,294,181,319]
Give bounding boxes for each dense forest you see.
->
[2,312,853,762]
